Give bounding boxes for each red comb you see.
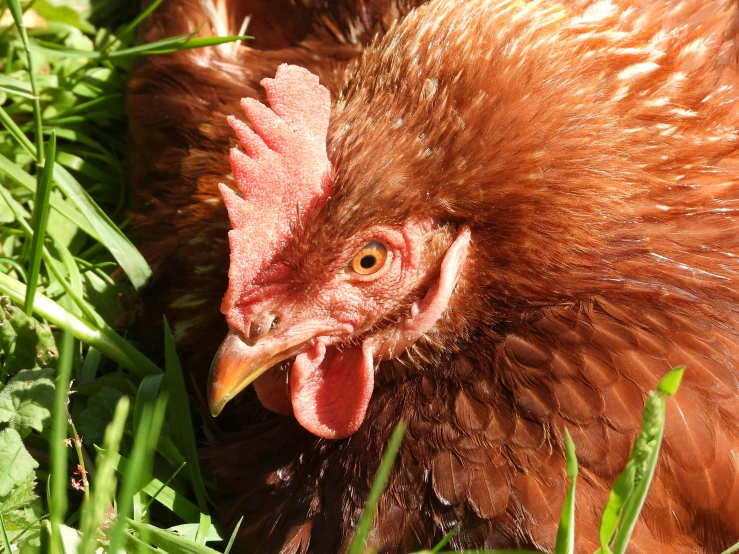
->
[219,64,332,329]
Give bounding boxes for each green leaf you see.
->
[44,522,84,554]
[0,473,36,516]
[0,298,58,375]
[596,461,635,554]
[0,368,55,438]
[0,474,37,537]
[76,386,127,445]
[33,0,95,34]
[0,428,38,498]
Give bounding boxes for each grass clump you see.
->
[0,0,243,552]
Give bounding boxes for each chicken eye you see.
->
[350,242,388,275]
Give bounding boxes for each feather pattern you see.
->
[130,0,739,551]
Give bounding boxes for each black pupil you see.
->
[360,255,376,269]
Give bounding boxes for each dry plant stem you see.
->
[66,380,90,503]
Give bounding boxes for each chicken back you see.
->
[128,0,739,552]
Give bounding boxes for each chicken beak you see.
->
[207,330,307,417]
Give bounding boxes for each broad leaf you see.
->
[77,386,127,445]
[0,368,55,437]
[0,428,38,497]
[0,299,57,375]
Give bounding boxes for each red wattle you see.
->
[253,365,293,415]
[290,340,374,439]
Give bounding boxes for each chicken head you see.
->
[208,64,470,439]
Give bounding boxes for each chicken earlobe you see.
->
[368,226,472,360]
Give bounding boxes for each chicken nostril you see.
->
[247,313,280,343]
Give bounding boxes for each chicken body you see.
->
[129,0,739,552]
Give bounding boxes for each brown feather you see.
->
[129,0,739,551]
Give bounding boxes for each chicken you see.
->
[128,0,739,552]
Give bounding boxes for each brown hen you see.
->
[128,0,739,552]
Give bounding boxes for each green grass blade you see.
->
[0,153,97,240]
[134,35,253,55]
[49,329,75,554]
[127,519,222,554]
[430,551,544,554]
[51,165,152,290]
[5,0,25,30]
[78,397,130,554]
[163,317,209,510]
[0,104,152,289]
[722,542,739,554]
[134,374,165,432]
[122,532,161,554]
[55,152,116,183]
[0,104,36,156]
[195,513,212,546]
[430,523,459,553]
[0,74,35,99]
[45,236,98,322]
[607,368,684,554]
[348,421,406,554]
[0,182,99,324]
[657,365,685,396]
[223,517,243,554]
[554,429,577,554]
[107,394,167,554]
[7,0,44,162]
[142,461,186,516]
[24,131,56,315]
[0,515,11,554]
[596,461,635,554]
[97,447,200,522]
[26,32,250,60]
[116,0,165,42]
